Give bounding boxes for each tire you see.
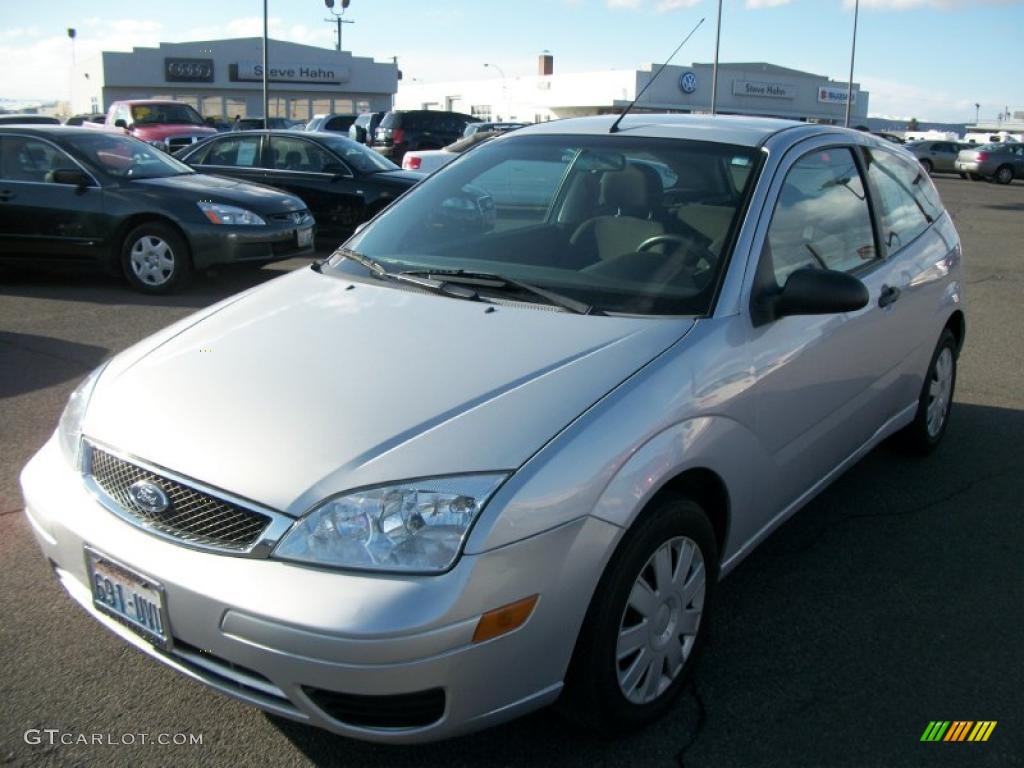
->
[920,159,933,175]
[994,165,1014,185]
[558,496,718,734]
[121,221,192,294]
[959,172,968,179]
[969,173,983,182]
[896,329,957,454]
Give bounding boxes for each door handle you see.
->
[0,190,14,202]
[879,285,901,308]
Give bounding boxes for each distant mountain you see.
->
[864,116,967,136]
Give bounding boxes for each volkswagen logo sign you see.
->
[679,71,698,94]
[127,480,170,515]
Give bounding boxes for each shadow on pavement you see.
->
[266,403,1023,768]
[0,331,109,398]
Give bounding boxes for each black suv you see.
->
[372,110,479,164]
[349,111,385,146]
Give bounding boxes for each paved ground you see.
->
[1,178,1022,768]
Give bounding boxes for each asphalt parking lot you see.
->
[1,177,1022,768]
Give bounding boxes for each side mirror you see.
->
[51,168,91,187]
[113,119,127,129]
[755,268,869,325]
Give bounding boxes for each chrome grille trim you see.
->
[82,440,294,558]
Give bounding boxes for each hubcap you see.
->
[616,535,705,705]
[130,235,175,286]
[926,347,954,438]
[998,168,1012,183]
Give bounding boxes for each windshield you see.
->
[321,135,398,173]
[65,133,195,179]
[329,134,760,316]
[131,103,205,126]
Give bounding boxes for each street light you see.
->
[844,0,859,128]
[974,103,980,124]
[484,63,507,120]
[324,0,354,52]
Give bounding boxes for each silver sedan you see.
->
[22,114,965,743]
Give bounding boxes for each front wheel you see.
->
[994,165,1014,185]
[121,222,192,294]
[559,497,718,733]
[896,329,957,454]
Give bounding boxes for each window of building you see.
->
[225,99,247,120]
[289,99,311,122]
[472,105,493,121]
[199,96,223,119]
[767,147,878,284]
[333,98,354,114]
[355,100,370,114]
[268,97,287,118]
[312,99,331,117]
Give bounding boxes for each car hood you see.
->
[131,174,306,213]
[130,124,218,140]
[85,268,693,515]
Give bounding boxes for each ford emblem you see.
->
[127,480,170,515]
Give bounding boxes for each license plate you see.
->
[297,227,313,248]
[86,548,169,648]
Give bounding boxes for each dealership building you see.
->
[72,38,398,121]
[397,58,868,125]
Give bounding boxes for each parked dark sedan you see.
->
[177,130,423,233]
[0,127,315,293]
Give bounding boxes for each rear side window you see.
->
[201,136,261,167]
[767,147,878,284]
[0,136,79,182]
[863,148,941,253]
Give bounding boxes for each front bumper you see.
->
[187,221,316,271]
[20,435,618,743]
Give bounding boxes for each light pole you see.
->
[974,103,980,124]
[262,0,269,128]
[711,0,722,115]
[67,28,76,116]
[844,0,859,128]
[324,0,354,52]
[484,63,506,120]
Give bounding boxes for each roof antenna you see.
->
[609,17,706,134]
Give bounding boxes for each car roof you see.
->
[519,113,826,147]
[0,125,101,135]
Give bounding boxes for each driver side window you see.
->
[767,147,877,286]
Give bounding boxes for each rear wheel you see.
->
[121,222,192,294]
[920,159,933,175]
[969,173,984,181]
[559,496,718,733]
[896,329,957,454]
[994,165,1014,185]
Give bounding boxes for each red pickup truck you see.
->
[87,100,217,154]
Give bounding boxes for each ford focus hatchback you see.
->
[22,115,964,743]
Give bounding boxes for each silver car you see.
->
[955,142,1024,184]
[905,140,964,175]
[21,115,965,743]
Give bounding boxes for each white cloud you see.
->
[656,0,702,11]
[859,74,976,122]
[607,0,644,8]
[745,0,792,7]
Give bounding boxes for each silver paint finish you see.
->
[21,115,965,742]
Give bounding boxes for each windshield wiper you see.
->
[399,269,593,315]
[334,248,478,299]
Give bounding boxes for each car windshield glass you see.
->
[328,134,761,316]
[131,103,204,126]
[320,136,398,172]
[65,133,195,179]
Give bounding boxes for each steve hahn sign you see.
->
[230,62,349,84]
[731,80,796,99]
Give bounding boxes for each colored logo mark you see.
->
[921,721,997,742]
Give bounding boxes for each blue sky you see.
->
[1,0,1021,122]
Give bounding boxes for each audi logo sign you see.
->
[164,58,214,83]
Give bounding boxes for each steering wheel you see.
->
[637,233,717,285]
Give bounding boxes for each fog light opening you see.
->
[472,595,539,643]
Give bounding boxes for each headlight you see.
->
[57,363,108,469]
[197,202,266,226]
[274,474,507,573]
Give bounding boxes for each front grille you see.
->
[267,210,312,226]
[303,686,446,729]
[166,135,204,151]
[88,447,272,551]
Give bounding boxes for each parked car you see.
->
[237,117,304,131]
[906,140,965,174]
[349,111,385,146]
[21,115,965,743]
[0,126,314,293]
[402,130,498,172]
[463,121,528,138]
[65,114,107,127]
[0,115,61,125]
[955,142,1023,184]
[86,100,218,155]
[372,109,480,165]
[177,130,423,233]
[305,113,357,133]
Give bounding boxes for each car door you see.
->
[189,133,266,185]
[745,140,913,513]
[0,134,107,260]
[263,135,364,229]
